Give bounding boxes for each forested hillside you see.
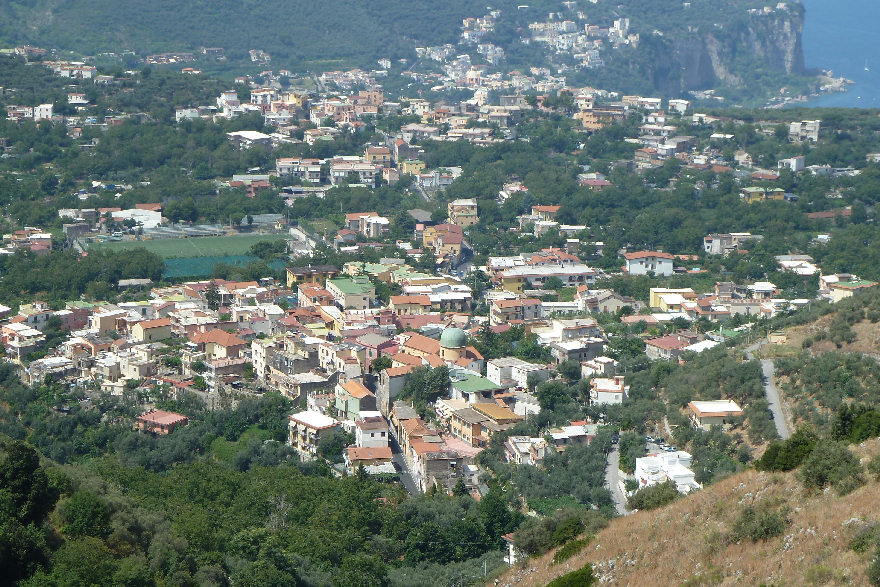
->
[2,0,810,99]
[1,0,483,68]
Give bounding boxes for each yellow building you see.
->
[501,275,526,293]
[131,318,172,343]
[364,146,391,167]
[286,265,340,288]
[740,187,786,204]
[447,199,479,227]
[648,288,696,309]
[400,159,426,175]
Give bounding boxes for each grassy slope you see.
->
[497,439,880,586]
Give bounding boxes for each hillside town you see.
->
[2,44,879,511]
[3,11,880,580]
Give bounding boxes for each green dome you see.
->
[439,327,467,349]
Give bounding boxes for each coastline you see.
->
[765,71,854,109]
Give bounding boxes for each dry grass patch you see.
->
[494,439,880,586]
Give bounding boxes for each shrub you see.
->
[755,428,817,472]
[868,552,880,586]
[799,439,866,495]
[868,454,880,481]
[849,524,880,554]
[514,509,607,557]
[730,506,787,543]
[626,480,680,511]
[553,537,592,565]
[547,564,595,587]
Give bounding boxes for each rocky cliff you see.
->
[656,7,806,95]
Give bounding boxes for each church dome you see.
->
[439,327,467,349]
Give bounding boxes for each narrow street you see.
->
[388,427,419,494]
[604,445,629,516]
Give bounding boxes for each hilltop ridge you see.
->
[1,0,812,99]
[497,438,880,586]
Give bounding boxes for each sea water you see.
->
[802,0,880,108]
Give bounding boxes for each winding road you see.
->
[746,344,792,440]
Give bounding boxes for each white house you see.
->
[778,156,805,172]
[486,357,550,388]
[590,375,628,405]
[688,400,743,430]
[355,416,389,448]
[623,251,674,276]
[634,451,701,494]
[581,356,617,378]
[33,104,54,122]
[667,99,690,114]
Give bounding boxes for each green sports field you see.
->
[90,234,287,258]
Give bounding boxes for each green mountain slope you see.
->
[2,0,484,67]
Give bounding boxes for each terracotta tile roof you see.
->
[431,223,463,234]
[390,295,432,306]
[391,352,423,367]
[410,439,444,456]
[645,335,689,350]
[384,365,415,377]
[134,203,163,211]
[402,333,440,355]
[438,232,463,244]
[138,409,187,426]
[424,353,445,367]
[347,446,392,460]
[341,380,374,399]
[624,250,675,260]
[190,329,247,348]
[136,318,172,329]
[345,211,378,220]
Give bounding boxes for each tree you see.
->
[536,380,570,411]
[626,480,680,510]
[60,490,111,538]
[479,483,520,545]
[317,429,351,464]
[452,477,468,497]
[799,439,865,495]
[543,276,564,291]
[755,428,817,471]
[557,360,582,383]
[0,441,58,525]
[205,283,221,311]
[371,355,392,373]
[334,554,389,587]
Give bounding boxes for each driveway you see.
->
[604,445,629,516]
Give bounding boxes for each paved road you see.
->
[745,343,792,440]
[760,358,791,440]
[388,428,420,494]
[604,445,629,516]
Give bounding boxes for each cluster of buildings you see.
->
[527,14,638,69]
